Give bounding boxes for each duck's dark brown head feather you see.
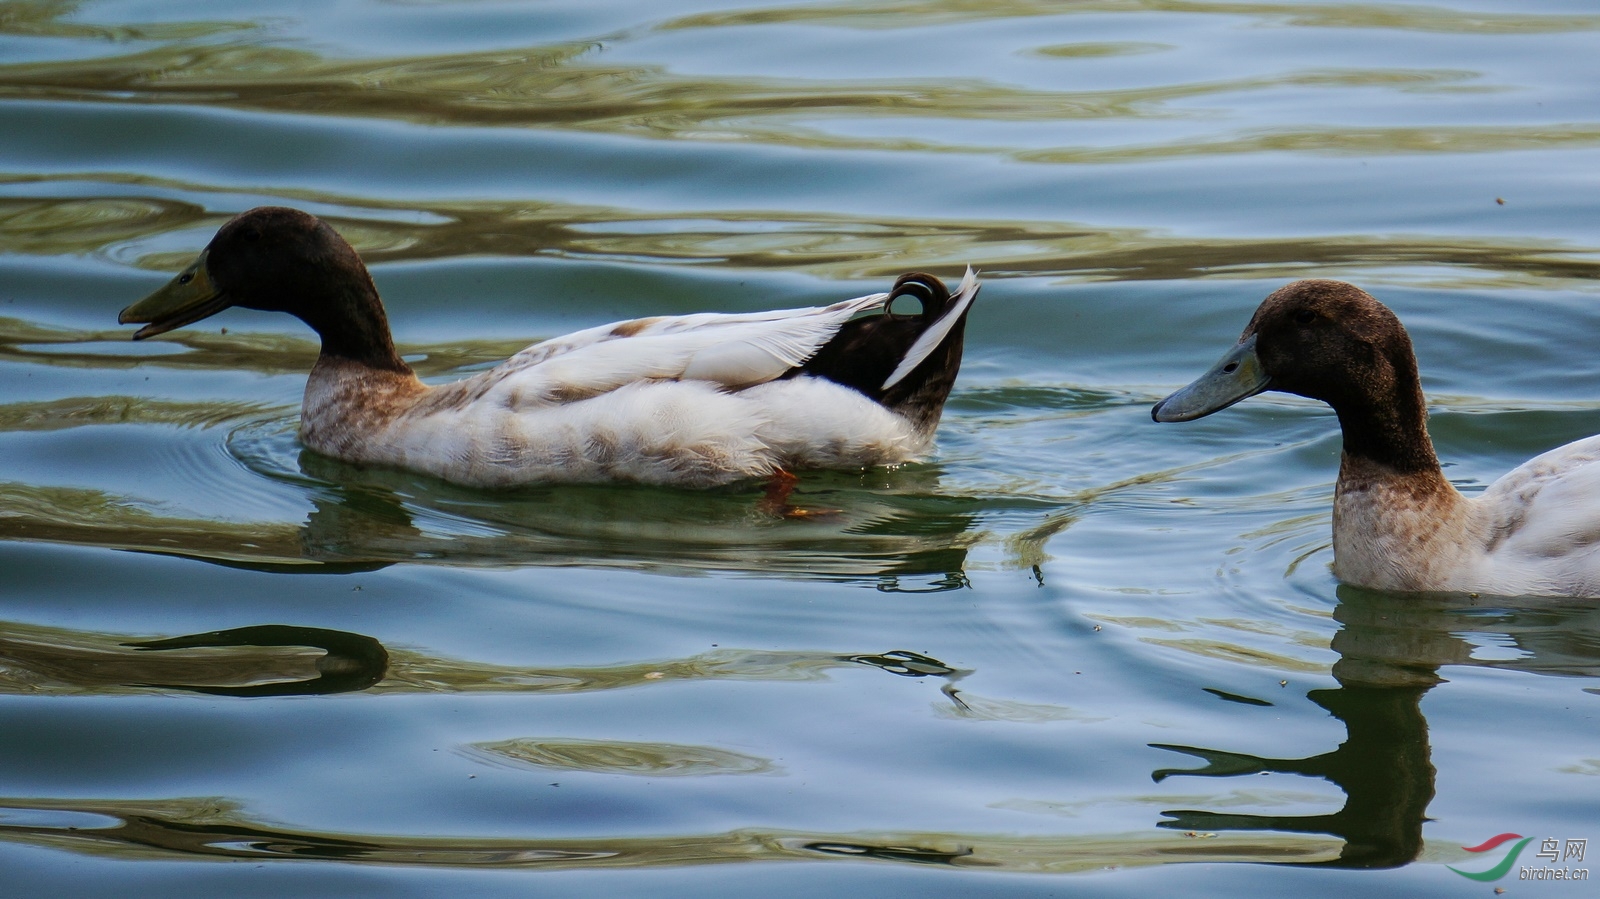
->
[120,206,410,373]
[1155,279,1440,474]
[1244,279,1415,409]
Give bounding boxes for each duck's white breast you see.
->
[1332,466,1483,592]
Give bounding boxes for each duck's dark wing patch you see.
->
[788,269,978,434]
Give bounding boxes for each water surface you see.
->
[3,1,1599,896]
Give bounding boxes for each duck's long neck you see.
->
[1329,350,1441,478]
[302,280,413,375]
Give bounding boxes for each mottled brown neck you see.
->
[300,356,428,459]
[1333,449,1467,592]
[1337,450,1455,500]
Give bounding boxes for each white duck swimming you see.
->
[1153,279,1600,597]
[121,207,979,490]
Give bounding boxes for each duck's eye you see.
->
[1293,309,1316,324]
[178,272,193,285]
[242,228,261,242]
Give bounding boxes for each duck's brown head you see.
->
[1153,280,1417,422]
[1154,279,1437,473]
[120,206,407,371]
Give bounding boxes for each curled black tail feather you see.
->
[788,271,976,434]
[888,271,952,322]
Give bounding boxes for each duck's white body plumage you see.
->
[1335,436,1600,597]
[299,270,980,488]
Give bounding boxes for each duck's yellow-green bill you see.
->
[119,250,230,340]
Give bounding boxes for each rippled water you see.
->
[3,1,1599,895]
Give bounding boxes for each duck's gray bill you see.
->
[1151,334,1269,422]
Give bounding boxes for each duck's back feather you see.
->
[1473,436,1600,592]
[495,292,890,396]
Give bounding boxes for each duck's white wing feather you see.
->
[401,290,891,420]
[501,293,889,379]
[1478,435,1600,568]
[469,292,891,408]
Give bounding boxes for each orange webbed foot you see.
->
[758,469,842,520]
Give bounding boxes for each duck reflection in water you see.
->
[0,457,978,587]
[1150,586,1600,869]
[0,623,388,698]
[284,446,978,589]
[0,618,971,703]
[122,625,389,697]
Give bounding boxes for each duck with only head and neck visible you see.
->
[121,207,980,490]
[1154,279,1600,598]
